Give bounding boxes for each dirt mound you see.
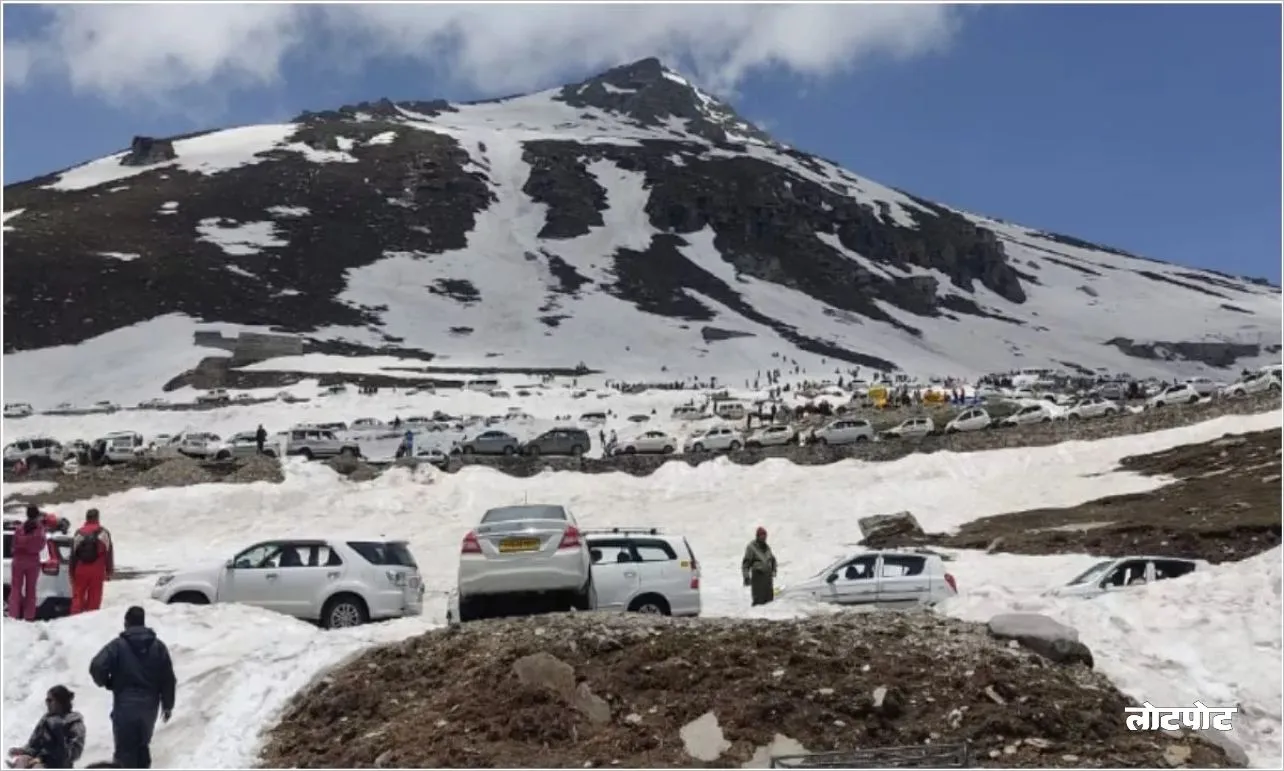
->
[871,428,1281,562]
[260,612,1232,769]
[135,457,218,487]
[7,455,286,505]
[225,454,285,484]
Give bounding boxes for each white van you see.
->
[713,401,747,420]
[466,378,499,393]
[671,405,705,420]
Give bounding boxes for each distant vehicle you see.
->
[3,437,64,469]
[152,538,424,628]
[579,412,607,425]
[613,430,676,455]
[171,432,222,459]
[684,426,743,453]
[1184,377,1221,397]
[234,393,254,403]
[3,403,34,419]
[883,417,935,439]
[92,400,121,413]
[713,401,747,420]
[1063,396,1119,420]
[323,384,348,395]
[350,418,387,431]
[1148,383,1201,408]
[465,378,500,393]
[460,430,520,456]
[809,418,874,445]
[521,428,591,457]
[671,405,707,421]
[944,408,992,433]
[3,519,74,620]
[137,398,169,409]
[213,432,278,460]
[99,431,146,463]
[1094,382,1127,401]
[285,428,360,461]
[1048,556,1204,599]
[411,446,451,468]
[196,389,231,405]
[777,549,958,608]
[455,504,593,622]
[745,425,796,448]
[1221,371,1281,398]
[1001,403,1055,427]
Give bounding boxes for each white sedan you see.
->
[1148,383,1201,408]
[1221,372,1280,398]
[613,430,676,455]
[746,425,796,447]
[883,417,934,438]
[1064,396,1120,420]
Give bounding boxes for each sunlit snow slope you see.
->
[3,411,1280,767]
[4,59,1279,388]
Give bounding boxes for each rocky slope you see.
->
[4,58,1279,379]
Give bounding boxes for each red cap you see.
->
[756,526,767,537]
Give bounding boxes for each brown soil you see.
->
[865,428,1282,563]
[3,456,284,506]
[259,612,1234,769]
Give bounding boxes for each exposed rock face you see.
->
[120,136,177,167]
[1105,337,1279,368]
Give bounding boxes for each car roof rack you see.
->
[582,527,664,536]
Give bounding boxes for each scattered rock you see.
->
[857,511,925,546]
[987,613,1094,669]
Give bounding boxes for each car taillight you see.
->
[41,560,59,576]
[558,526,581,550]
[461,531,482,554]
[690,558,700,589]
[944,573,958,593]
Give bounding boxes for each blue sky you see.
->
[4,3,1280,282]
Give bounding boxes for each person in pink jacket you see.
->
[8,505,48,621]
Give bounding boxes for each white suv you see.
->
[3,437,64,469]
[778,549,958,608]
[3,518,74,620]
[455,504,593,622]
[683,426,743,453]
[285,428,361,460]
[809,418,875,445]
[151,538,424,628]
[1221,371,1281,398]
[3,403,34,418]
[584,528,701,616]
[746,425,796,447]
[1049,556,1204,599]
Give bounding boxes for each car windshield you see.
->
[1066,560,1116,585]
[481,505,568,523]
[810,556,848,579]
[347,541,418,568]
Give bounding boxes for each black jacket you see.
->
[89,625,177,714]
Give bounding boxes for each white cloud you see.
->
[6,4,961,110]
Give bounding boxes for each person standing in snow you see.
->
[89,606,177,770]
[254,425,267,455]
[69,509,114,615]
[741,527,777,607]
[7,505,47,621]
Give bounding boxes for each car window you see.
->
[302,544,343,568]
[481,505,568,523]
[880,555,926,578]
[632,540,677,561]
[233,543,281,569]
[347,541,417,567]
[841,555,877,581]
[1103,559,1148,587]
[268,545,307,569]
[588,538,632,564]
[1152,559,1197,581]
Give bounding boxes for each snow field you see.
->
[3,411,1280,767]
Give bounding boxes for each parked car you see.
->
[1094,382,1127,401]
[613,430,676,455]
[883,417,935,439]
[683,426,744,453]
[455,504,593,622]
[460,429,521,456]
[92,400,121,413]
[777,549,958,608]
[213,432,278,460]
[1184,377,1222,397]
[1221,371,1281,398]
[196,389,231,405]
[3,518,74,620]
[944,408,991,433]
[1148,383,1201,408]
[137,398,169,409]
[350,418,387,431]
[521,428,591,457]
[1064,396,1120,420]
[172,432,222,459]
[3,437,64,469]
[98,431,146,463]
[583,527,702,616]
[285,428,361,460]
[713,401,747,420]
[745,425,796,448]
[3,403,34,418]
[1001,403,1056,427]
[809,418,874,445]
[1048,556,1204,599]
[152,538,423,628]
[412,446,451,467]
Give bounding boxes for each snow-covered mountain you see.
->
[4,57,1279,382]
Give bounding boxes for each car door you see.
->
[219,542,290,611]
[588,538,640,610]
[825,555,878,605]
[271,542,342,620]
[631,538,682,607]
[875,555,932,606]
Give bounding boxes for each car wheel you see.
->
[692,442,705,453]
[1188,395,1199,404]
[322,593,369,629]
[216,451,231,461]
[729,440,742,451]
[628,594,671,616]
[167,591,210,605]
[1041,417,1051,423]
[340,446,360,458]
[945,426,957,434]
[855,435,869,442]
[570,444,584,456]
[462,446,474,455]
[264,449,277,458]
[503,445,516,456]
[526,445,541,457]
[1068,413,1080,420]
[662,445,674,454]
[625,446,637,455]
[1154,401,1165,409]
[300,448,314,461]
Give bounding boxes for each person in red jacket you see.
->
[7,505,48,621]
[70,509,114,615]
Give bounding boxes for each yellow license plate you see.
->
[499,538,540,553]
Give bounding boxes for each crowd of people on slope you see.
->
[7,507,115,622]
[7,606,176,769]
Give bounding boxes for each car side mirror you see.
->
[825,573,838,584]
[225,559,237,569]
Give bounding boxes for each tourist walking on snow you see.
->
[741,526,777,606]
[254,425,267,455]
[7,505,47,621]
[89,606,177,770]
[70,509,114,615]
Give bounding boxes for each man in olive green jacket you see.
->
[742,526,777,606]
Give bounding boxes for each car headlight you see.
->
[154,574,174,588]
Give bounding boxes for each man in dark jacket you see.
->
[89,606,177,769]
[741,526,777,606]
[254,425,268,455]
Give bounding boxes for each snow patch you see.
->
[2,208,25,232]
[366,131,398,146]
[266,205,310,218]
[98,251,141,262]
[197,219,287,256]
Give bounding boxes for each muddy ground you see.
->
[260,611,1233,769]
[865,428,1281,563]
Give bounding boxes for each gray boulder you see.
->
[988,612,1094,669]
[858,511,925,546]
